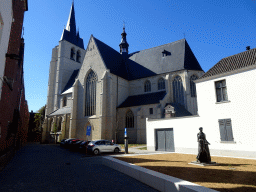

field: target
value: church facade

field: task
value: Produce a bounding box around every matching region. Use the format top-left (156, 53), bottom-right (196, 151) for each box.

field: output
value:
top-left (42, 2), bottom-right (204, 144)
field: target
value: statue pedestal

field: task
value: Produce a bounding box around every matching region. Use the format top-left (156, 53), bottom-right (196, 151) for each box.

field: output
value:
top-left (189, 161), bottom-right (218, 166)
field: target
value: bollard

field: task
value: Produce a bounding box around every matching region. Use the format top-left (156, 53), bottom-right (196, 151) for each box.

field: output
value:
top-left (124, 137), bottom-right (129, 154)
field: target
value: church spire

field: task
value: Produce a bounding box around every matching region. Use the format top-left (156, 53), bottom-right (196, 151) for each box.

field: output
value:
top-left (119, 23), bottom-right (129, 55)
top-left (66, 1), bottom-right (76, 36)
top-left (60, 1), bottom-right (84, 49)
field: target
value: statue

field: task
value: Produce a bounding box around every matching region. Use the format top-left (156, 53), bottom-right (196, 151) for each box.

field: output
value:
top-left (196, 127), bottom-right (211, 163)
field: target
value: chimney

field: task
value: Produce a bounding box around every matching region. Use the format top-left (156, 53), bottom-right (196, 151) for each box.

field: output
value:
top-left (246, 46), bottom-right (250, 50)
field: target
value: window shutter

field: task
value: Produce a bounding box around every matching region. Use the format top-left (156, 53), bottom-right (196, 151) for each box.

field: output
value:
top-left (225, 119), bottom-right (233, 141)
top-left (218, 119), bottom-right (226, 141)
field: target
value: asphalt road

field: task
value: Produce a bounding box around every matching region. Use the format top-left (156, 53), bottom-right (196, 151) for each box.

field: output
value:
top-left (0, 143), bottom-right (159, 192)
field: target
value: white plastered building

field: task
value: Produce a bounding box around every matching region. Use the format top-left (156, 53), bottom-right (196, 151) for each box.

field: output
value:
top-left (147, 47), bottom-right (256, 158)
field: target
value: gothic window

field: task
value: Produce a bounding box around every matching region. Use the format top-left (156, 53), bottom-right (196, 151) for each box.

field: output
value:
top-left (158, 78), bottom-right (165, 90)
top-left (85, 70), bottom-right (97, 116)
top-left (76, 50), bottom-right (81, 63)
top-left (57, 118), bottom-right (62, 132)
top-left (190, 75), bottom-right (198, 97)
top-left (63, 96), bottom-right (67, 107)
top-left (215, 80), bottom-right (228, 102)
top-left (144, 80), bottom-right (151, 92)
top-left (172, 75), bottom-right (185, 106)
top-left (126, 110), bottom-right (134, 128)
top-left (70, 48), bottom-right (75, 60)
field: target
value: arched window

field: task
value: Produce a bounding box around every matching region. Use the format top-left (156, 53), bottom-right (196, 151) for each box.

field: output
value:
top-left (172, 75), bottom-right (185, 106)
top-left (126, 110), bottom-right (134, 128)
top-left (85, 70), bottom-right (97, 116)
top-left (144, 80), bottom-right (151, 92)
top-left (57, 117), bottom-right (62, 132)
top-left (76, 50), bottom-right (81, 63)
top-left (63, 96), bottom-right (67, 107)
top-left (158, 78), bottom-right (165, 90)
top-left (190, 75), bottom-right (198, 97)
top-left (70, 48), bottom-right (75, 60)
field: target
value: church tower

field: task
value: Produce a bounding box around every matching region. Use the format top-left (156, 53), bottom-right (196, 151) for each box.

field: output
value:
top-left (46, 1), bottom-right (86, 116)
top-left (119, 25), bottom-right (129, 56)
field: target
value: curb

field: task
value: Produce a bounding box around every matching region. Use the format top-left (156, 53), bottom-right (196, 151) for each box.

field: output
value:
top-left (102, 156), bottom-right (219, 192)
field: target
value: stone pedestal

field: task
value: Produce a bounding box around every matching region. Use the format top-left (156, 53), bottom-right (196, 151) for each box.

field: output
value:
top-left (189, 161), bottom-right (218, 166)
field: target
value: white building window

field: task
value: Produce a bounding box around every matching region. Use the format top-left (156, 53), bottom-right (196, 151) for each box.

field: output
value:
top-left (172, 75), bottom-right (184, 106)
top-left (85, 70), bottom-right (97, 116)
top-left (126, 110), bottom-right (134, 128)
top-left (158, 78), bottom-right (165, 90)
top-left (190, 75), bottom-right (198, 97)
top-left (218, 119), bottom-right (234, 141)
top-left (215, 80), bottom-right (228, 102)
top-left (144, 80), bottom-right (151, 92)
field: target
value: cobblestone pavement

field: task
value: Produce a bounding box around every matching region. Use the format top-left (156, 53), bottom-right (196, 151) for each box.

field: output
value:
top-left (0, 143), bottom-right (159, 192)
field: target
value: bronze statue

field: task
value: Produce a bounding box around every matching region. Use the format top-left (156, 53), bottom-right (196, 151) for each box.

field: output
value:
top-left (196, 127), bottom-right (211, 163)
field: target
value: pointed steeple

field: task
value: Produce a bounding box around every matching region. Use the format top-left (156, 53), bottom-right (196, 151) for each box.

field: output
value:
top-left (60, 1), bottom-right (84, 49)
top-left (66, 1), bottom-right (76, 36)
top-left (119, 24), bottom-right (129, 55)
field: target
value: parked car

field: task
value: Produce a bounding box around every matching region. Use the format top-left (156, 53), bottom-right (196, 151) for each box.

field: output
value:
top-left (87, 140), bottom-right (121, 155)
top-left (79, 140), bottom-right (91, 152)
top-left (60, 139), bottom-right (67, 147)
top-left (69, 140), bottom-right (83, 151)
top-left (66, 139), bottom-right (80, 148)
top-left (62, 138), bottom-right (77, 148)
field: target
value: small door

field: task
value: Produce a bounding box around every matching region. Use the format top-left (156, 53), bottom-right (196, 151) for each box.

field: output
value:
top-left (156, 128), bottom-right (174, 151)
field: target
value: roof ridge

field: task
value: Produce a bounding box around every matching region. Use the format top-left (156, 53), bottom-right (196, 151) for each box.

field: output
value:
top-left (130, 39), bottom-right (185, 54)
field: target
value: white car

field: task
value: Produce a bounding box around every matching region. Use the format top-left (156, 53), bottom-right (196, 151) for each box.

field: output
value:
top-left (87, 140), bottom-right (121, 155)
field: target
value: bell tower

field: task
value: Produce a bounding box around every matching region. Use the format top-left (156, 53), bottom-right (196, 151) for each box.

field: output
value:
top-left (119, 24), bottom-right (129, 55)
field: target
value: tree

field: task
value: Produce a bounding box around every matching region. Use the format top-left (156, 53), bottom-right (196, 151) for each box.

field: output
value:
top-left (34, 105), bottom-right (45, 132)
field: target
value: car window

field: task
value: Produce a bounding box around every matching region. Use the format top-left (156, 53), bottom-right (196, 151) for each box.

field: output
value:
top-left (95, 141), bottom-right (105, 145)
top-left (105, 141), bottom-right (111, 145)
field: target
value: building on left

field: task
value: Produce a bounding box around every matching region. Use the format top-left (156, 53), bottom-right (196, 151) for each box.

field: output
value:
top-left (0, 0), bottom-right (29, 165)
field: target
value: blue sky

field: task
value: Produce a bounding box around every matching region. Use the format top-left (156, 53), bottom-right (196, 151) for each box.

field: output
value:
top-left (23, 0), bottom-right (256, 112)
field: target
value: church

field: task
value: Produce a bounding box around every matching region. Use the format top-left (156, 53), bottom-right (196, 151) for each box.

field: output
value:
top-left (42, 2), bottom-right (204, 144)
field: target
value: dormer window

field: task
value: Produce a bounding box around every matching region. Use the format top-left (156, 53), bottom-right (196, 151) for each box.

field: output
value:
top-left (70, 48), bottom-right (75, 60)
top-left (76, 50), bottom-right (81, 63)
top-left (162, 50), bottom-right (167, 57)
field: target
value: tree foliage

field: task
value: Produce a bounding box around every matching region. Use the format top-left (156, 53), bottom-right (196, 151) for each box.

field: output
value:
top-left (34, 105), bottom-right (46, 132)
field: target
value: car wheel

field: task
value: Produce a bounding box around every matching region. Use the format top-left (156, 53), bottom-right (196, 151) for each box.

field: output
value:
top-left (93, 149), bottom-right (99, 155)
top-left (114, 148), bottom-right (119, 153)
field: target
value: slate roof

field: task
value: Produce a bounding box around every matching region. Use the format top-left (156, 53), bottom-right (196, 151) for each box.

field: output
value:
top-left (93, 37), bottom-right (129, 80)
top-left (200, 48), bottom-right (256, 79)
top-left (93, 37), bottom-right (203, 81)
top-left (48, 107), bottom-right (71, 117)
top-left (60, 2), bottom-right (84, 49)
top-left (118, 91), bottom-right (166, 108)
top-left (167, 103), bottom-right (192, 117)
top-left (127, 39), bottom-right (203, 80)
top-left (62, 69), bottom-right (79, 93)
